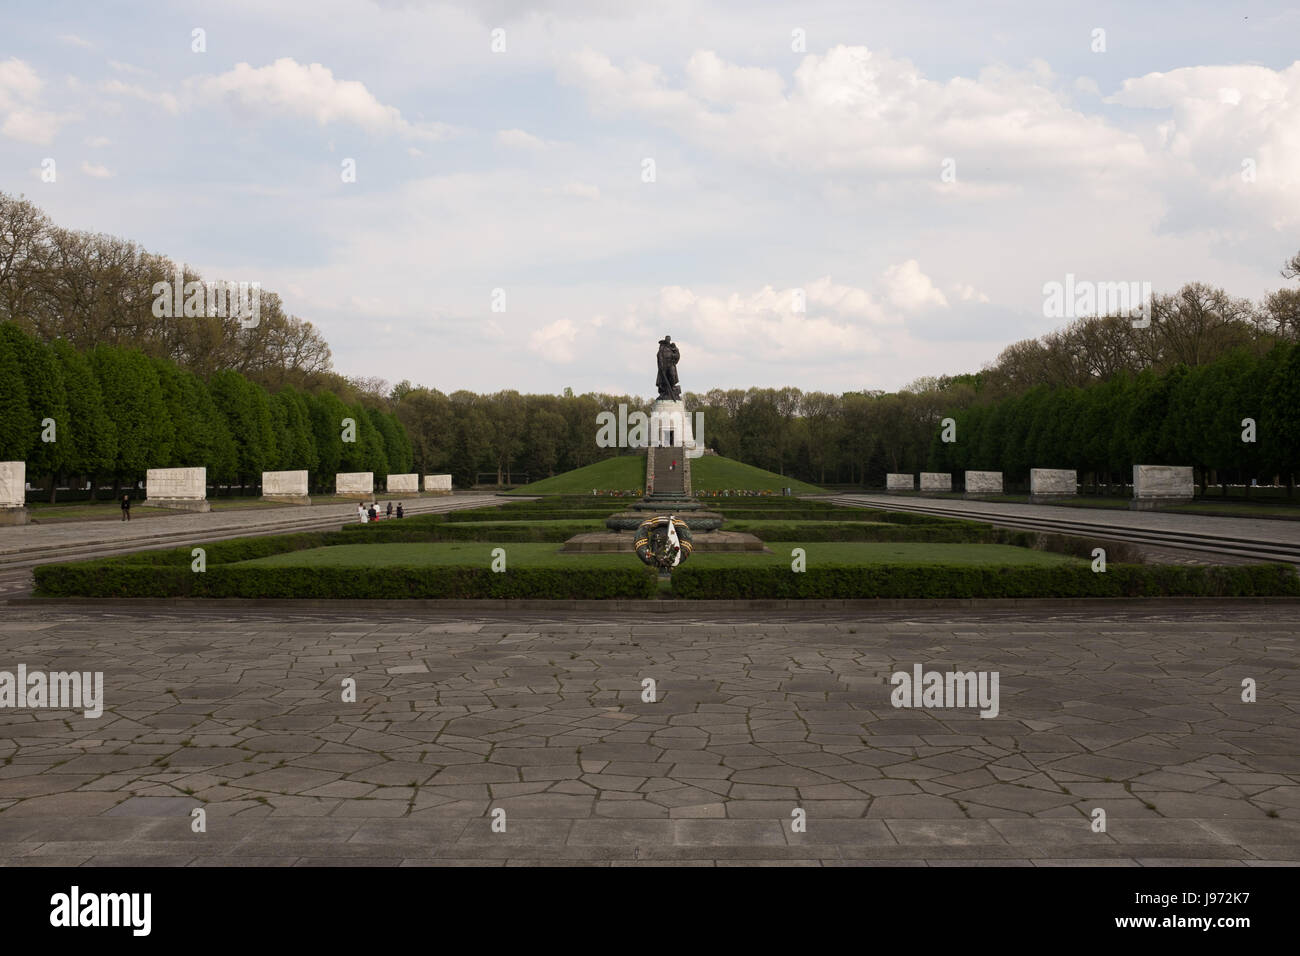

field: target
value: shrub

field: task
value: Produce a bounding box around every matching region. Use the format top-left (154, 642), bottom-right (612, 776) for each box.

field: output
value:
top-left (670, 563), bottom-right (1300, 599)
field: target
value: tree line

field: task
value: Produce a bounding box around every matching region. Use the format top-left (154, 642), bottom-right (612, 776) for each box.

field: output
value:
top-left (0, 322), bottom-right (412, 501)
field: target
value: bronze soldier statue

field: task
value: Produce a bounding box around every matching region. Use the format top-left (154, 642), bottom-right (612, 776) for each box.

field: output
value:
top-left (656, 335), bottom-right (681, 400)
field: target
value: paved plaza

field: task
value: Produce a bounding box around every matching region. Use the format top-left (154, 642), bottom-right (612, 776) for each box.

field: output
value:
top-left (0, 603), bottom-right (1296, 866)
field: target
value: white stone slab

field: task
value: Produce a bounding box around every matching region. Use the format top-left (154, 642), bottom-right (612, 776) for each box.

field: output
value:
top-left (146, 467), bottom-right (206, 500)
top-left (1030, 469), bottom-right (1077, 496)
top-left (964, 471), bottom-right (1003, 495)
top-left (1133, 465), bottom-right (1194, 499)
top-left (336, 472), bottom-right (374, 495)
top-left (886, 473), bottom-right (914, 491)
top-left (919, 472), bottom-right (952, 492)
top-left (387, 473), bottom-right (419, 493)
top-left (0, 461), bottom-right (25, 508)
top-left (424, 474), bottom-right (452, 492)
top-left (262, 470), bottom-right (308, 497)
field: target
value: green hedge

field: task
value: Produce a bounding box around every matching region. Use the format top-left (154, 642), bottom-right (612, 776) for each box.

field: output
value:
top-left (336, 521), bottom-right (597, 543)
top-left (726, 521), bottom-right (995, 542)
top-left (670, 563), bottom-right (1300, 599)
top-left (34, 563), bottom-right (657, 599)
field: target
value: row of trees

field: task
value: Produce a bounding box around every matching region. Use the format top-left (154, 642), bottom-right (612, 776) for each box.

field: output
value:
top-left (0, 322), bottom-right (411, 500)
top-left (927, 343), bottom-right (1300, 492)
top-left (0, 192), bottom-right (334, 391)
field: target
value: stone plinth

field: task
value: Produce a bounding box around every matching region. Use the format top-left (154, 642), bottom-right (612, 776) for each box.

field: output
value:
top-left (563, 530), bottom-right (764, 553)
top-left (335, 472), bottom-right (374, 498)
top-left (387, 474), bottom-right (418, 494)
top-left (146, 467), bottom-right (210, 512)
top-left (919, 472), bottom-right (952, 493)
top-left (648, 399), bottom-right (698, 458)
top-left (886, 473), bottom-right (914, 493)
top-left (1131, 465), bottom-right (1194, 510)
top-left (0, 461), bottom-right (28, 524)
top-left (1029, 468), bottom-right (1077, 503)
top-left (424, 474), bottom-right (452, 494)
top-left (964, 471), bottom-right (1004, 497)
top-left (262, 470), bottom-right (310, 505)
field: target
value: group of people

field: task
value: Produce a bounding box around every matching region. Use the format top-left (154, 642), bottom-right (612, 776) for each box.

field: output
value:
top-left (357, 501), bottom-right (404, 522)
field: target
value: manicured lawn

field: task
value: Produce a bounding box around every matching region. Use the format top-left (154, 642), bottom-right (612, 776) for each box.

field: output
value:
top-left (29, 503), bottom-right (180, 522)
top-left (691, 457), bottom-right (824, 494)
top-left (236, 542), bottom-right (634, 568)
top-left (504, 456), bottom-right (645, 495)
top-left (235, 540), bottom-right (1078, 570)
top-left (505, 453), bottom-right (826, 496)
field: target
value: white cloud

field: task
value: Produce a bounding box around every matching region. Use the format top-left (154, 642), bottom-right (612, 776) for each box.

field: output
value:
top-left (80, 160), bottom-right (113, 178)
top-left (57, 34), bottom-right (93, 49)
top-left (85, 135), bottom-right (111, 147)
top-left (192, 58), bottom-right (454, 140)
top-left (654, 281), bottom-right (885, 363)
top-left (0, 59), bottom-right (72, 144)
top-left (882, 260), bottom-right (948, 311)
top-left (496, 128), bottom-right (553, 150)
top-left (561, 45), bottom-right (1147, 181)
top-left (102, 79), bottom-right (180, 114)
top-left (561, 181), bottom-right (600, 200)
top-left (529, 318), bottom-right (579, 362)
top-left (952, 282), bottom-right (990, 303)
top-left (1107, 61), bottom-right (1300, 224)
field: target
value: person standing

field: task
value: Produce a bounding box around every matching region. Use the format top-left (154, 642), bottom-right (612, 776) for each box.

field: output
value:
top-left (357, 502), bottom-right (367, 523)
top-left (121, 494), bottom-right (131, 521)
top-left (396, 503), bottom-right (404, 519)
top-left (368, 503), bottom-right (378, 522)
top-left (386, 501), bottom-right (393, 518)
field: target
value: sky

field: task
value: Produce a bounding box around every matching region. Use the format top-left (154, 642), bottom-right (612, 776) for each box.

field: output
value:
top-left (2, 0), bottom-right (1299, 398)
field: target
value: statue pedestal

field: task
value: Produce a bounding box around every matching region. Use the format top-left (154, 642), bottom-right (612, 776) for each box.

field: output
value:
top-left (648, 399), bottom-right (697, 455)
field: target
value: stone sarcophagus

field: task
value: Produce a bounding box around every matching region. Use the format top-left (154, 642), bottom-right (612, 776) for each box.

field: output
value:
top-left (1132, 465), bottom-right (1194, 509)
top-left (423, 474), bottom-right (452, 494)
top-left (919, 472), bottom-right (952, 492)
top-left (886, 473), bottom-right (915, 492)
top-left (262, 470), bottom-right (310, 504)
top-left (0, 461), bottom-right (28, 524)
top-left (335, 472), bottom-right (374, 497)
top-left (1029, 468), bottom-right (1076, 502)
top-left (964, 471), bottom-right (1003, 496)
top-left (386, 474), bottom-right (419, 494)
top-left (146, 467), bottom-right (210, 512)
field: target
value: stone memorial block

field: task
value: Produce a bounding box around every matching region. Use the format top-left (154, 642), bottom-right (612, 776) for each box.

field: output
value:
top-left (336, 472), bottom-right (374, 497)
top-left (1132, 465), bottom-right (1194, 509)
top-left (0, 461), bottom-right (28, 524)
top-left (1029, 468), bottom-right (1077, 502)
top-left (146, 467), bottom-right (210, 512)
top-left (424, 474), bottom-right (453, 494)
top-left (262, 470), bottom-right (310, 504)
top-left (964, 471), bottom-right (1003, 496)
top-left (886, 473), bottom-right (915, 492)
top-left (919, 472), bottom-right (952, 492)
top-left (387, 474), bottom-right (419, 493)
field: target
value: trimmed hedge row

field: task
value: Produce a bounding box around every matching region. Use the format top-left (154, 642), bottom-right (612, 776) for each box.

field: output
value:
top-left (726, 521), bottom-right (997, 543)
top-left (34, 562), bottom-right (658, 599)
top-left (670, 563), bottom-right (1300, 599)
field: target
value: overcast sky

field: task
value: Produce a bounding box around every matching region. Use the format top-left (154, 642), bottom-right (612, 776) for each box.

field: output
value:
top-left (3, 0), bottom-right (1298, 397)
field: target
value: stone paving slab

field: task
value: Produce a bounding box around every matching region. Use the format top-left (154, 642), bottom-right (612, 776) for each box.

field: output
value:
top-left (0, 603), bottom-right (1295, 865)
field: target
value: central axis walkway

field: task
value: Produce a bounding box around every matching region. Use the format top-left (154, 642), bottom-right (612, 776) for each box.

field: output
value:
top-left (0, 604), bottom-right (1294, 866)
